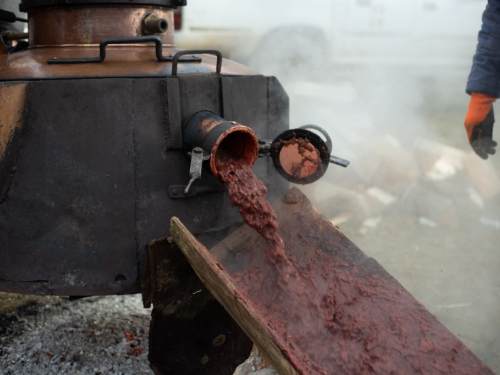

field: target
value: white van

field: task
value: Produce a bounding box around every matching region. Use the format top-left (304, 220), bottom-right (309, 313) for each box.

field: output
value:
top-left (175, 0), bottom-right (485, 76)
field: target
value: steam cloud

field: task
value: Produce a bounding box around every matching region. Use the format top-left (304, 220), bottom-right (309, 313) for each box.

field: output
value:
top-left (177, 1), bottom-right (500, 369)
top-left (222, 4), bottom-right (498, 370)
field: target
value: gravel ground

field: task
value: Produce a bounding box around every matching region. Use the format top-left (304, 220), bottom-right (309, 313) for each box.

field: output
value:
top-left (0, 295), bottom-right (152, 375)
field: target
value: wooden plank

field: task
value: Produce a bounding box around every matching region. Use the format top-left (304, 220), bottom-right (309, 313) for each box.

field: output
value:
top-left (171, 188), bottom-right (495, 375)
top-left (171, 216), bottom-right (298, 375)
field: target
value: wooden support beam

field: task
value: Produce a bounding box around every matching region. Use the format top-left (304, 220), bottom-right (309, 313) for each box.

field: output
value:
top-left (171, 217), bottom-right (297, 375)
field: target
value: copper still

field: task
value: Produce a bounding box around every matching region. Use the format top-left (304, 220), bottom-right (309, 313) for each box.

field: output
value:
top-left (0, 1), bottom-right (348, 373)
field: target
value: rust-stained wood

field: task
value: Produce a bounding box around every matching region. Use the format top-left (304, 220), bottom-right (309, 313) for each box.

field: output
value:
top-left (171, 216), bottom-right (298, 375)
top-left (171, 188), bottom-right (495, 375)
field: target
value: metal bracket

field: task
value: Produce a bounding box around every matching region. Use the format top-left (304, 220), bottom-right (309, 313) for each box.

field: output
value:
top-left (329, 155), bottom-right (350, 168)
top-left (47, 36), bottom-right (203, 64)
top-left (167, 147), bottom-right (223, 199)
top-left (171, 49), bottom-right (222, 76)
top-left (258, 139), bottom-right (272, 157)
top-left (183, 147), bottom-right (211, 195)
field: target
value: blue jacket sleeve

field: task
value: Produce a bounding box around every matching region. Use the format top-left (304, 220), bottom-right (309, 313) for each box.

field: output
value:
top-left (467, 0), bottom-right (500, 97)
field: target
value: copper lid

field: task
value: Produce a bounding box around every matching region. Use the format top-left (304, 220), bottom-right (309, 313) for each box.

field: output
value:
top-left (20, 0), bottom-right (185, 12)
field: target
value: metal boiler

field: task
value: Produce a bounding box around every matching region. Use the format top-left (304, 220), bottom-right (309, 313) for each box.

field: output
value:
top-left (0, 1), bottom-right (348, 373)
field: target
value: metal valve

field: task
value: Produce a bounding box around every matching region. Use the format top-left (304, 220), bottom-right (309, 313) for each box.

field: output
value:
top-left (259, 124), bottom-right (350, 185)
top-left (181, 111), bottom-right (349, 192)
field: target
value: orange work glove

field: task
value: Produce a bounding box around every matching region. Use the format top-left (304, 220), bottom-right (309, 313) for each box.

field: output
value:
top-left (464, 92), bottom-right (497, 159)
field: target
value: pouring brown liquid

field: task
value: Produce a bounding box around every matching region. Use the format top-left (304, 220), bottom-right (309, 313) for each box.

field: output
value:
top-left (216, 149), bottom-right (337, 373)
top-left (215, 148), bottom-right (491, 375)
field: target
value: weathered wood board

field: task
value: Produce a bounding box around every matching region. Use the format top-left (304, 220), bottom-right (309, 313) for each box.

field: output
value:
top-left (170, 188), bottom-right (495, 375)
top-left (171, 218), bottom-right (298, 375)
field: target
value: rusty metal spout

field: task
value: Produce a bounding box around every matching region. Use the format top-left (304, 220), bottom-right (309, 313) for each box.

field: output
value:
top-left (183, 111), bottom-right (259, 179)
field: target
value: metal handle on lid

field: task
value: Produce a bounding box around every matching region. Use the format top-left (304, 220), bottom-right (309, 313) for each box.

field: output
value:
top-left (171, 49), bottom-right (222, 76)
top-left (47, 36), bottom-right (202, 64)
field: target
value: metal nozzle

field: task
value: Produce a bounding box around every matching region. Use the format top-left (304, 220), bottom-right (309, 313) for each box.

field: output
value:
top-left (183, 111), bottom-right (259, 179)
top-left (143, 13), bottom-right (168, 35)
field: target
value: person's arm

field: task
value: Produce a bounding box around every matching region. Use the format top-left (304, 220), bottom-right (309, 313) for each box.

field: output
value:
top-left (465, 0), bottom-right (500, 159)
top-left (464, 93), bottom-right (496, 159)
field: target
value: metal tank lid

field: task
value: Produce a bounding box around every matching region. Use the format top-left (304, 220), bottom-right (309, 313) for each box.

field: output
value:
top-left (20, 0), bottom-right (186, 12)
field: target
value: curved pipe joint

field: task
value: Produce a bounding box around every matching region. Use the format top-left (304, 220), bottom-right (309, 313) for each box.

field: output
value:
top-left (183, 111), bottom-right (259, 179)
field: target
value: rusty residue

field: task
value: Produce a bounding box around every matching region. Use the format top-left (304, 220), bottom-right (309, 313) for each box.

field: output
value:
top-left (213, 189), bottom-right (496, 375)
top-left (0, 83), bottom-right (27, 163)
top-left (198, 116), bottom-right (222, 139)
top-left (282, 192), bottom-right (301, 204)
top-left (210, 125), bottom-right (259, 178)
top-left (279, 137), bottom-right (321, 179)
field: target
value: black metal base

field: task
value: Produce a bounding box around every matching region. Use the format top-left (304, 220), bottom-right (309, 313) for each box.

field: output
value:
top-left (143, 237), bottom-right (252, 375)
